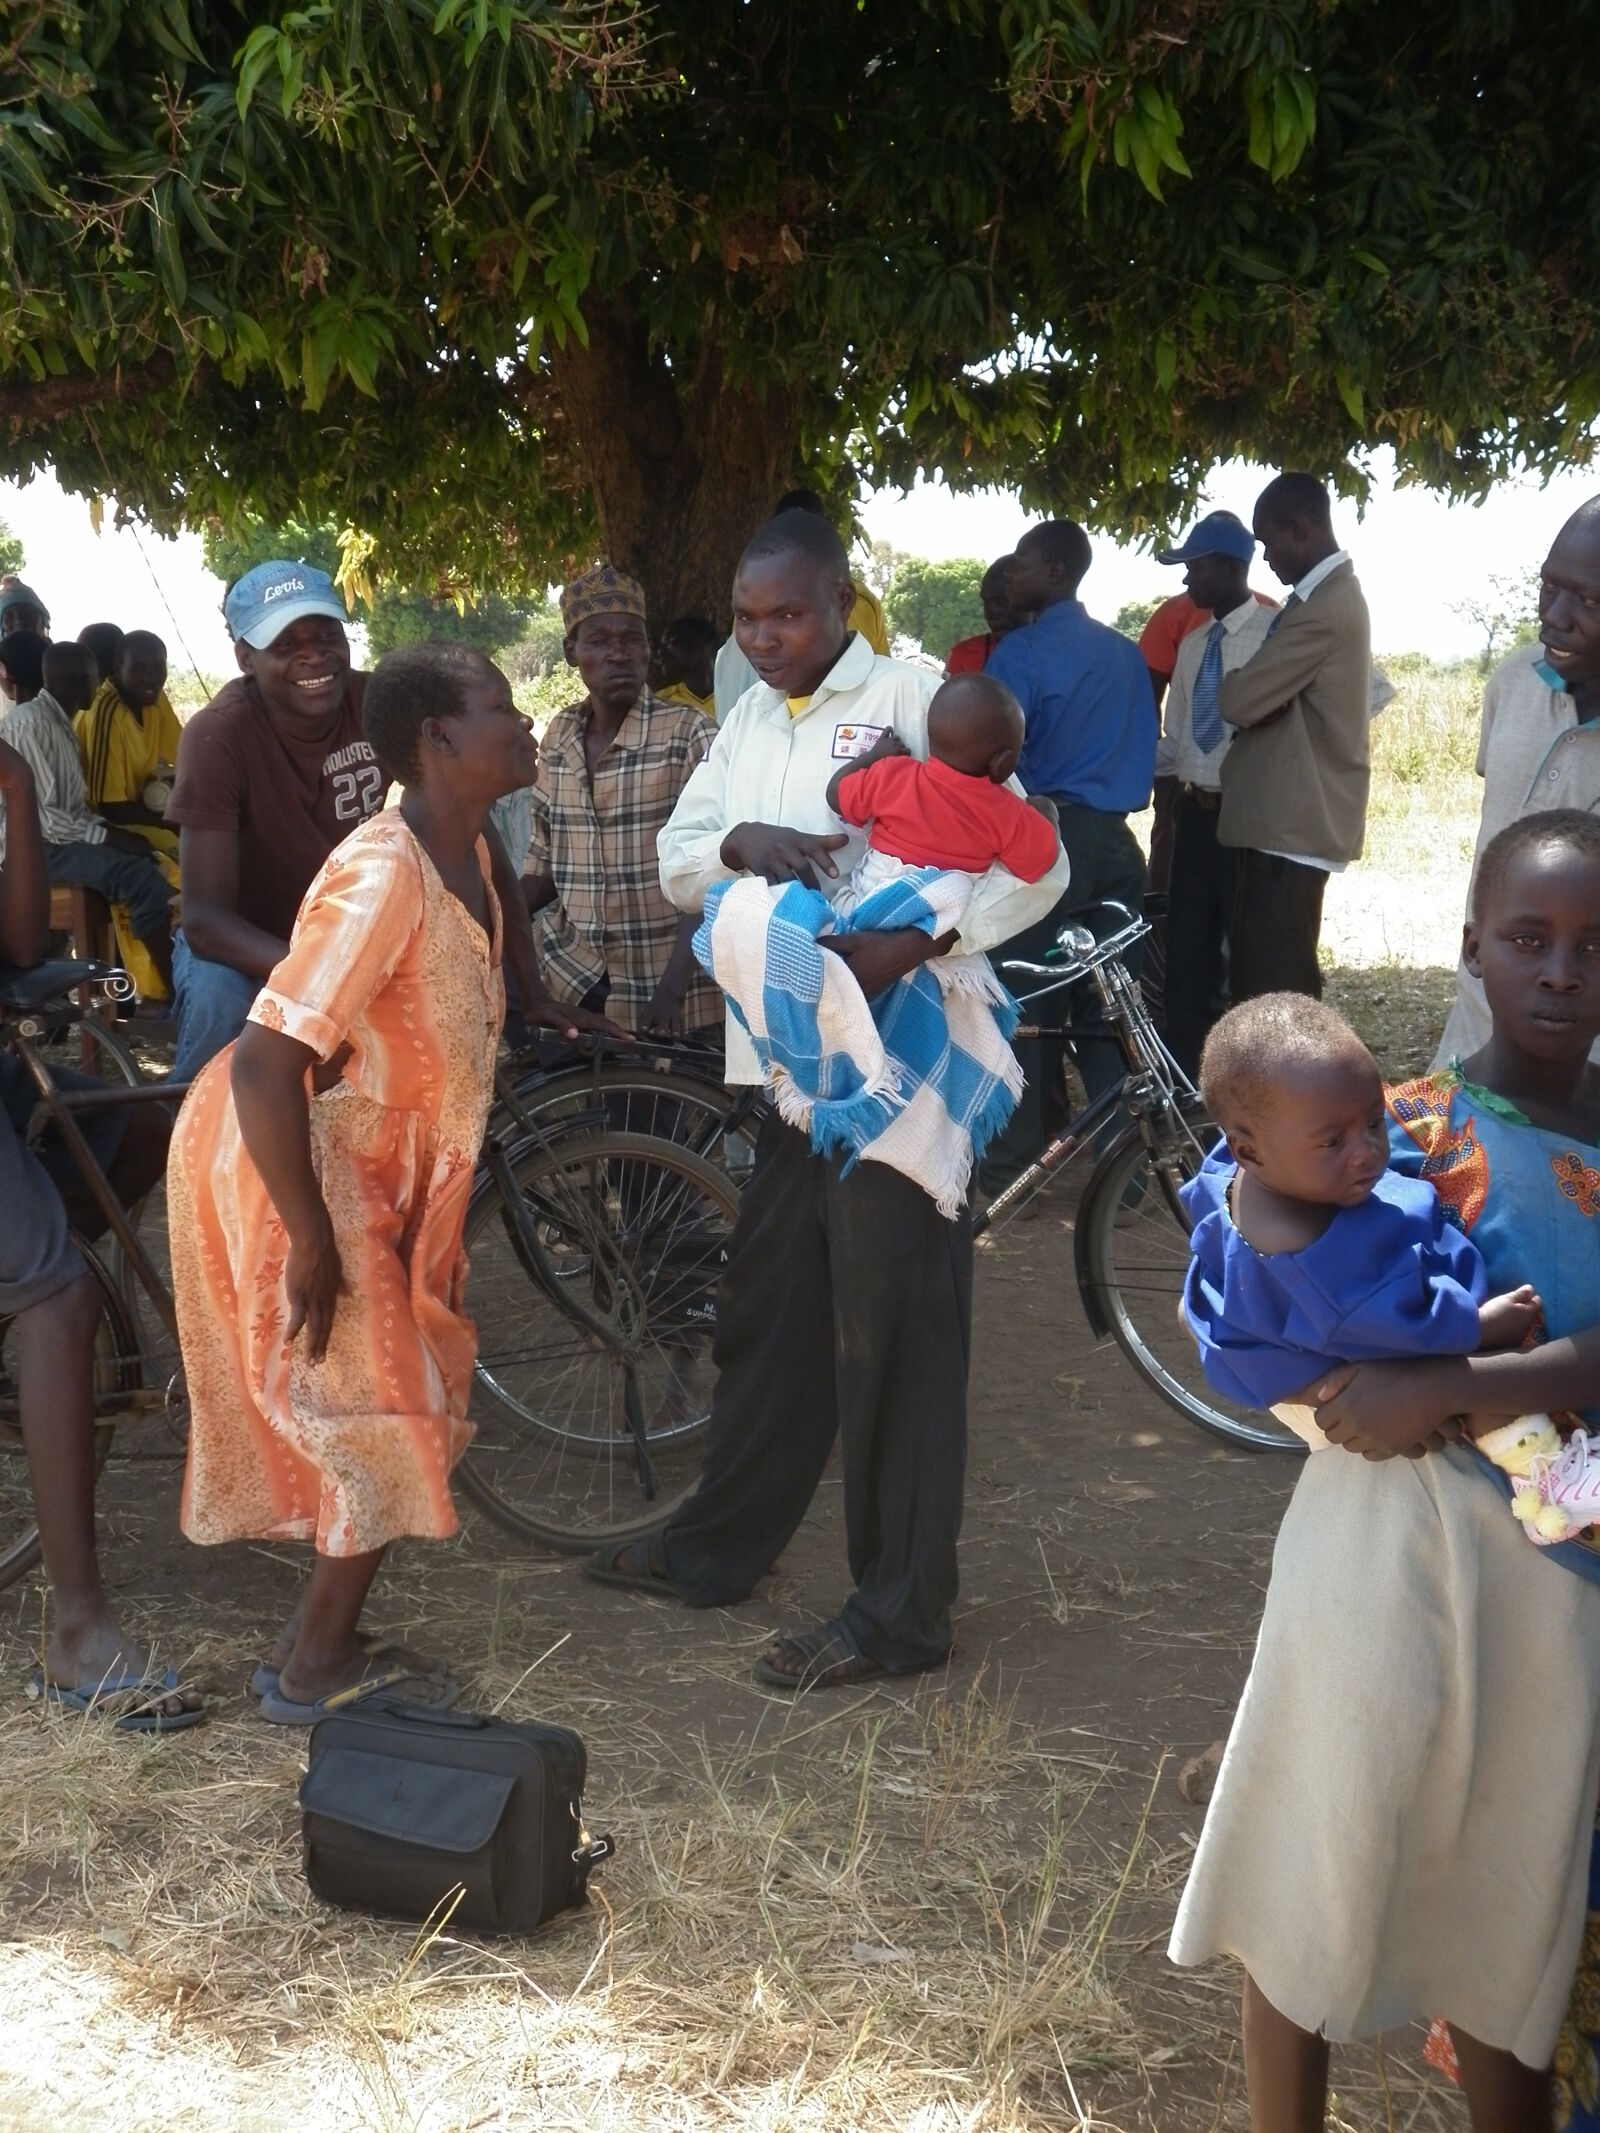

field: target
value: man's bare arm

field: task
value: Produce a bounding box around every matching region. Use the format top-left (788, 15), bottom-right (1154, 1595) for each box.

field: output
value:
top-left (177, 824), bottom-right (290, 979)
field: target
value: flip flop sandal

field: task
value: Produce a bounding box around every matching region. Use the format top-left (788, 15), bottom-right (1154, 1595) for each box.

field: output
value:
top-left (27, 1664), bottom-right (208, 1734)
top-left (248, 1638), bottom-right (448, 1701)
top-left (582, 1532), bottom-right (680, 1596)
top-left (257, 1664), bottom-right (460, 1728)
top-left (752, 1619), bottom-right (892, 1693)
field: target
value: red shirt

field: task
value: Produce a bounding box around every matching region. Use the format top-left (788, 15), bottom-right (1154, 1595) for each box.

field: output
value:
top-left (1137, 590), bottom-right (1278, 680)
top-left (834, 753), bottom-right (1060, 883)
top-left (944, 632), bottom-right (996, 677)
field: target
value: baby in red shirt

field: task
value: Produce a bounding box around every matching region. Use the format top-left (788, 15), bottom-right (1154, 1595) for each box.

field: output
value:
top-left (824, 673), bottom-right (1061, 902)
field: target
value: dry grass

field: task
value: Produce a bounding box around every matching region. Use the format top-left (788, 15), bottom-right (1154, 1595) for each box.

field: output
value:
top-left (1320, 655), bottom-right (1483, 977)
top-left (0, 651), bottom-right (1494, 2133)
top-left (0, 1563), bottom-right (1156, 2133)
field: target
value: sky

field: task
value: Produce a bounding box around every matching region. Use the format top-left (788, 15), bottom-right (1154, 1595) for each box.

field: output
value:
top-left (0, 446), bottom-right (1593, 683)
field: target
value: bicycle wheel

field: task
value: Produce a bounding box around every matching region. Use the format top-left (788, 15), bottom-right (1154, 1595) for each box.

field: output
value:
top-left (26, 1009), bottom-right (147, 1088)
top-left (0, 1245), bottom-right (139, 1590)
top-left (499, 1060), bottom-right (763, 1191)
top-left (107, 1183), bottom-right (183, 1443)
top-left (458, 1129), bottom-right (739, 1550)
top-left (1077, 1122), bottom-right (1307, 1455)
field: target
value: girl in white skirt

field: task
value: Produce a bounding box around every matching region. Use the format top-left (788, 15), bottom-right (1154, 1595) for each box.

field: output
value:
top-left (1171, 809), bottom-right (1600, 2131)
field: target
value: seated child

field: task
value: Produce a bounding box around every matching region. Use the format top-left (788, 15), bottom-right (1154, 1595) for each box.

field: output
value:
top-left (823, 671), bottom-right (1060, 905)
top-left (1179, 992), bottom-right (1592, 1542)
top-left (1, 637), bottom-right (175, 997)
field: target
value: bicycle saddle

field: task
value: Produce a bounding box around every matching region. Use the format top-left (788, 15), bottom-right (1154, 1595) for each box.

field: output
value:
top-left (0, 958), bottom-right (120, 1011)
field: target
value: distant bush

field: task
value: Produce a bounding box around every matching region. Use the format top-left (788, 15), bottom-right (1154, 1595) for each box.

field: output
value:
top-left (1114, 597), bottom-right (1161, 640)
top-left (885, 556), bottom-right (986, 658)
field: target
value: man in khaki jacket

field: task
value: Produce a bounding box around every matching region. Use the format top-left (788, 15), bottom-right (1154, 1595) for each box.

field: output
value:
top-left (1218, 472), bottom-right (1371, 1001)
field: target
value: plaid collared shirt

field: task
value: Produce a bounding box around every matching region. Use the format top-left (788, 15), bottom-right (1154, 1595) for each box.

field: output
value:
top-left (528, 689), bottom-right (723, 1031)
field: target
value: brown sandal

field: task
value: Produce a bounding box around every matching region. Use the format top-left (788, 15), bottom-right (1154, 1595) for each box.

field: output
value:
top-left (582, 1530), bottom-right (680, 1596)
top-left (753, 1619), bottom-right (891, 1692)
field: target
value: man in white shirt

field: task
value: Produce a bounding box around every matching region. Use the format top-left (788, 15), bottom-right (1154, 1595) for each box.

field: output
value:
top-left (1157, 518), bottom-right (1277, 1076)
top-left (3, 640), bottom-right (175, 991)
top-left (588, 510), bottom-right (1068, 1692)
top-left (711, 490), bottom-right (891, 721)
top-left (1434, 499), bottom-right (1600, 1067)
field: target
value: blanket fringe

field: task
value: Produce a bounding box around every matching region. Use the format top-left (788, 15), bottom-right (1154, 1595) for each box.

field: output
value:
top-left (930, 951), bottom-right (1012, 1009)
top-left (966, 1050), bottom-right (1026, 1166)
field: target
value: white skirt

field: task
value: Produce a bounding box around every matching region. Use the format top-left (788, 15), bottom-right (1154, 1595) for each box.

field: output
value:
top-left (1170, 1443), bottom-right (1600, 2065)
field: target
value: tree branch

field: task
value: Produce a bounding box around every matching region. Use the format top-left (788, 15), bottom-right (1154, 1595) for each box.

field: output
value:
top-left (0, 354), bottom-right (186, 431)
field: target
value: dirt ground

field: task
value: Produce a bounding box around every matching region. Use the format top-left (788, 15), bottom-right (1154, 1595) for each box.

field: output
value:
top-left (0, 717), bottom-right (1487, 2129)
top-left (0, 1039), bottom-right (1472, 2133)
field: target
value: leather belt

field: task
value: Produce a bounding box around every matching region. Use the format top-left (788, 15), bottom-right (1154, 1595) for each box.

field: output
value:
top-left (1181, 784), bottom-right (1221, 811)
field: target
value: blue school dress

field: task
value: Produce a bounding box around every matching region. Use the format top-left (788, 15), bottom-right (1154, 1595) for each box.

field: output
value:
top-left (1388, 1066), bottom-right (1600, 2128)
top-left (1169, 1065), bottom-right (1600, 2077)
top-left (1179, 1155), bottom-right (1487, 1410)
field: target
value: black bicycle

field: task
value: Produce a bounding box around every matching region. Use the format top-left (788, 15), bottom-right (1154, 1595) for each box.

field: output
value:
top-left (982, 902), bottom-right (1300, 1456)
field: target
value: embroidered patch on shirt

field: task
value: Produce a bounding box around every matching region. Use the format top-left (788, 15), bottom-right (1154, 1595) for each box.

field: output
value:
top-left (1552, 1150), bottom-right (1600, 1219)
top-left (831, 722), bottom-right (887, 760)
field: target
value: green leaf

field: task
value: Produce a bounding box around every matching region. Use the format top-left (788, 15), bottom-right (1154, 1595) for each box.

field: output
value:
top-left (1154, 336), bottom-right (1177, 392)
top-left (1334, 367), bottom-right (1365, 424)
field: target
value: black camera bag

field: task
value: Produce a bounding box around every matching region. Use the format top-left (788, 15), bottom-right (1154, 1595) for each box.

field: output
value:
top-left (299, 1698), bottom-right (613, 1935)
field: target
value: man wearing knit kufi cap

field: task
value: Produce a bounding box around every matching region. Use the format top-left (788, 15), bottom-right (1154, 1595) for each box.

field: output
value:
top-left (559, 562), bottom-right (647, 634)
top-left (528, 563), bottom-right (723, 1039)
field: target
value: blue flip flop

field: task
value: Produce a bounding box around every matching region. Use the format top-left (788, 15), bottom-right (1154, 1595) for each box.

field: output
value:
top-left (257, 1664), bottom-right (460, 1728)
top-left (27, 1664), bottom-right (207, 1734)
top-left (249, 1642), bottom-right (453, 1702)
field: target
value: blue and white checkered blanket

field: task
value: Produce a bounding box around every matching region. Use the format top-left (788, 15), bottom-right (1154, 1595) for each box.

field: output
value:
top-left (694, 866), bottom-right (1023, 1218)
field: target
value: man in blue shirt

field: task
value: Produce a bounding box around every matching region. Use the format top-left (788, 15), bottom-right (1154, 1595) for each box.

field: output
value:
top-left (983, 522), bottom-right (1156, 1175)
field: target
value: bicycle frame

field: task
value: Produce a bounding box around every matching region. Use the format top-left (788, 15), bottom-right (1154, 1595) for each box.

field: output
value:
top-left (11, 1029), bottom-right (187, 1346)
top-left (974, 903), bottom-right (1210, 1237)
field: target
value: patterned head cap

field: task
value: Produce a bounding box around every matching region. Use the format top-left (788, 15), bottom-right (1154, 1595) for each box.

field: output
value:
top-left (560, 563), bottom-right (647, 633)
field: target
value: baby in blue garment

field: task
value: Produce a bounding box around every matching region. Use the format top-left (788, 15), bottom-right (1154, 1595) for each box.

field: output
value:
top-left (1180, 993), bottom-right (1557, 1483)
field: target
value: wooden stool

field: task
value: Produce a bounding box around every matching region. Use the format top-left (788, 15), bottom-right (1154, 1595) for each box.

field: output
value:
top-left (48, 881), bottom-right (116, 966)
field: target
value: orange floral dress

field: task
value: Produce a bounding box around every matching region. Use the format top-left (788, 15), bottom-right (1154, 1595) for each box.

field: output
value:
top-left (169, 809), bottom-right (504, 1556)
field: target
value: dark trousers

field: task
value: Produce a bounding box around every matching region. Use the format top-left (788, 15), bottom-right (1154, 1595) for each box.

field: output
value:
top-left (45, 839), bottom-right (172, 940)
top-left (982, 802), bottom-right (1147, 1173)
top-left (1228, 848), bottom-right (1328, 1002)
top-left (662, 1111), bottom-right (972, 1670)
top-left (1163, 791), bottom-right (1236, 1078)
top-left (1139, 773), bottom-right (1179, 1021)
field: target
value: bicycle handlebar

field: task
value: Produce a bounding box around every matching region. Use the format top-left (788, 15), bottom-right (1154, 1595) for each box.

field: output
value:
top-left (1001, 905), bottom-right (1148, 985)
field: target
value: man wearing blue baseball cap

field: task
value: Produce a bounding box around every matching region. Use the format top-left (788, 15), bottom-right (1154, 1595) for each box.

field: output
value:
top-left (165, 561), bottom-right (381, 1078)
top-left (1153, 512), bottom-right (1278, 1074)
top-left (166, 558), bottom-right (621, 1082)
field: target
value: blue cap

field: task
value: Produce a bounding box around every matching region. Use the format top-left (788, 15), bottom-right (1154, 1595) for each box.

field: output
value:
top-left (1156, 511), bottom-right (1256, 566)
top-left (0, 580), bottom-right (49, 625)
top-left (223, 560), bottom-right (348, 649)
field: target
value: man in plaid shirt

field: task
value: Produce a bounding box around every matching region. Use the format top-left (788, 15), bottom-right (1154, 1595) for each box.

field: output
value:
top-left (526, 565), bottom-right (723, 1039)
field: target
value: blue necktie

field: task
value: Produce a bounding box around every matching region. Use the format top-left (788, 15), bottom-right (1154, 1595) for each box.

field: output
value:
top-left (1190, 617), bottom-right (1226, 755)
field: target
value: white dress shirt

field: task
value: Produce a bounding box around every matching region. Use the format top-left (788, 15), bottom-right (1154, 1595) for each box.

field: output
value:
top-left (1432, 647), bottom-right (1600, 1067)
top-left (659, 632), bottom-right (1072, 1082)
top-left (1163, 599), bottom-right (1277, 790)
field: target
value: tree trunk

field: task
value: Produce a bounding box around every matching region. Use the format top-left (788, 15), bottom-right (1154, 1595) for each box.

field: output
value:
top-left (548, 296), bottom-right (802, 634)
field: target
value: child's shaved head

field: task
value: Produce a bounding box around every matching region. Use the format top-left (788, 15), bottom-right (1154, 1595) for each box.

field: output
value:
top-left (1199, 993), bottom-right (1374, 1131)
top-left (926, 672), bottom-right (1026, 780)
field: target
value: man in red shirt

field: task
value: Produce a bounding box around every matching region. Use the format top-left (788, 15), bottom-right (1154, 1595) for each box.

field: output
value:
top-left (944, 558), bottom-right (1032, 677)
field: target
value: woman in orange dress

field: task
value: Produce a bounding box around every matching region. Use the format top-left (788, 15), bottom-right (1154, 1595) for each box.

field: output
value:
top-left (168, 643), bottom-right (542, 1722)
